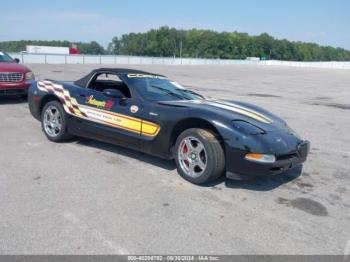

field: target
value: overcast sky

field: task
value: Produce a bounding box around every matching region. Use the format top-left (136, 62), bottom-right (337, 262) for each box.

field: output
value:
top-left (1, 0), bottom-right (349, 49)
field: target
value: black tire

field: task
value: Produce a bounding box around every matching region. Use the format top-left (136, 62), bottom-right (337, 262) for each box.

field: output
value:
top-left (41, 101), bottom-right (72, 142)
top-left (174, 128), bottom-right (225, 185)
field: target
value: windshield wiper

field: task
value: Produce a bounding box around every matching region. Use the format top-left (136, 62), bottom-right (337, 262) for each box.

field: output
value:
top-left (175, 88), bottom-right (204, 98)
top-left (151, 85), bottom-right (187, 100)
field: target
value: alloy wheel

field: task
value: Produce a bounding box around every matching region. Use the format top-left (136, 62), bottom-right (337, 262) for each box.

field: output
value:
top-left (178, 136), bottom-right (207, 178)
top-left (43, 105), bottom-right (62, 137)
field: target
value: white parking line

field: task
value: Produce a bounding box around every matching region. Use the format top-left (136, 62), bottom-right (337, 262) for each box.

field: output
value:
top-left (63, 211), bottom-right (129, 254)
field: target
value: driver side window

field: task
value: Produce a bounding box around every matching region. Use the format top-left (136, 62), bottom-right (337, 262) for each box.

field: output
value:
top-left (88, 73), bottom-right (131, 98)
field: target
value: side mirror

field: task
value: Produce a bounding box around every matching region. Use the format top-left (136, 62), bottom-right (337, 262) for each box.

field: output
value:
top-left (103, 89), bottom-right (125, 99)
top-left (14, 58), bottom-right (20, 63)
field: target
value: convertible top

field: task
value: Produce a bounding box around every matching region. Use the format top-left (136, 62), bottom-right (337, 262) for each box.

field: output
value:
top-left (74, 68), bottom-right (164, 88)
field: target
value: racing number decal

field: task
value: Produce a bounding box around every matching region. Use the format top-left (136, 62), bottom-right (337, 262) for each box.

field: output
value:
top-left (37, 81), bottom-right (160, 137)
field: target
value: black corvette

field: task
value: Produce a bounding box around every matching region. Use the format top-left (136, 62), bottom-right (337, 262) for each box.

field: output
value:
top-left (28, 68), bottom-right (310, 184)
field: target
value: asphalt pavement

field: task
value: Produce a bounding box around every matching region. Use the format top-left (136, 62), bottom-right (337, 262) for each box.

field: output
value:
top-left (0, 64), bottom-right (349, 254)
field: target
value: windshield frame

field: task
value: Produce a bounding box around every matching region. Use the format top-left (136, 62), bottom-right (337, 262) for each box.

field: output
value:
top-left (0, 52), bottom-right (15, 63)
top-left (122, 74), bottom-right (204, 102)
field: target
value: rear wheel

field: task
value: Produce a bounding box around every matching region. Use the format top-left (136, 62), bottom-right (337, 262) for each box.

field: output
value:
top-left (41, 101), bottom-right (71, 142)
top-left (174, 128), bottom-right (225, 184)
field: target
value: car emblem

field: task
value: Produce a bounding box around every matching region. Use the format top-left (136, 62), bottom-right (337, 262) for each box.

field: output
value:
top-left (130, 105), bottom-right (139, 113)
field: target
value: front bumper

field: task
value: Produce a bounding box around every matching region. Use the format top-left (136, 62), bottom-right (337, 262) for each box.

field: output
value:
top-left (0, 82), bottom-right (30, 96)
top-left (226, 141), bottom-right (310, 180)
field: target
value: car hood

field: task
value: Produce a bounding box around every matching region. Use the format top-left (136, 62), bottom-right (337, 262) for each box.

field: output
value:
top-left (0, 62), bottom-right (30, 73)
top-left (158, 99), bottom-right (289, 132)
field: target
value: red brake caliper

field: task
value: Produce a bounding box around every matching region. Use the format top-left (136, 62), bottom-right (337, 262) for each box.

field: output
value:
top-left (183, 143), bottom-right (189, 167)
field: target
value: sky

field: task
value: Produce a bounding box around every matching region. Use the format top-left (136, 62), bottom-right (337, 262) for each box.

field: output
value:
top-left (1, 0), bottom-right (349, 49)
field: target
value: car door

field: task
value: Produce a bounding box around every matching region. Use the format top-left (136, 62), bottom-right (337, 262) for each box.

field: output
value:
top-left (73, 73), bottom-right (144, 149)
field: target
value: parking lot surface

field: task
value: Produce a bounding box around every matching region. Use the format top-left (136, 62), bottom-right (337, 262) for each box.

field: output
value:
top-left (0, 64), bottom-right (349, 254)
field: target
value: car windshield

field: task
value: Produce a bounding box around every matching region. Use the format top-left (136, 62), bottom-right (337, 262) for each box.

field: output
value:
top-left (0, 52), bottom-right (15, 62)
top-left (126, 74), bottom-right (204, 101)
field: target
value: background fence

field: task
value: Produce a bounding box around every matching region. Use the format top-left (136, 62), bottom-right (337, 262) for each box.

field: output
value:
top-left (9, 53), bottom-right (350, 69)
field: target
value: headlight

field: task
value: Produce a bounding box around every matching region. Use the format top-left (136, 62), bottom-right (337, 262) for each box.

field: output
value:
top-left (25, 71), bottom-right (35, 80)
top-left (232, 120), bottom-right (265, 135)
top-left (245, 153), bottom-right (276, 163)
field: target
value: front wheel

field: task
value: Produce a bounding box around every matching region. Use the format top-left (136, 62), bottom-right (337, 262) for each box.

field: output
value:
top-left (174, 128), bottom-right (225, 184)
top-left (41, 101), bottom-right (72, 142)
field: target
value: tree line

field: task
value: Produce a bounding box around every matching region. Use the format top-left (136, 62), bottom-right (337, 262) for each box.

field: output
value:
top-left (0, 40), bottom-right (104, 55)
top-left (1, 27), bottom-right (350, 61)
top-left (109, 27), bottom-right (350, 61)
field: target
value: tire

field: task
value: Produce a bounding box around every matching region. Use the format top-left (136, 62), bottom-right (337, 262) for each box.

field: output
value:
top-left (174, 128), bottom-right (225, 184)
top-left (41, 101), bottom-right (72, 142)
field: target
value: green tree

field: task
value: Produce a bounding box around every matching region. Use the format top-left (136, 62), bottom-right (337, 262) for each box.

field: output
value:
top-left (108, 26), bottom-right (350, 61)
top-left (0, 40), bottom-right (105, 54)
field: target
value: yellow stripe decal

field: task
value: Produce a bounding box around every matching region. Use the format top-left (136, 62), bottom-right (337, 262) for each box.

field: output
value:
top-left (78, 105), bottom-right (160, 137)
top-left (217, 101), bottom-right (273, 124)
top-left (38, 80), bottom-right (161, 137)
top-left (206, 101), bottom-right (273, 124)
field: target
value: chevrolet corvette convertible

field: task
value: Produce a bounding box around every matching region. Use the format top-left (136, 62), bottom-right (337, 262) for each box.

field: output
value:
top-left (28, 68), bottom-right (310, 184)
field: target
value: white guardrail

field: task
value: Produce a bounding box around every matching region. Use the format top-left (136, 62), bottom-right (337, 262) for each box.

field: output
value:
top-left (9, 53), bottom-right (350, 69)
